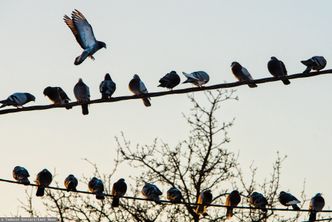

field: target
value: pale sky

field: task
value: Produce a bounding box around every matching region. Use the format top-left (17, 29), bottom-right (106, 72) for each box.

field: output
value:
top-left (0, 0), bottom-right (332, 219)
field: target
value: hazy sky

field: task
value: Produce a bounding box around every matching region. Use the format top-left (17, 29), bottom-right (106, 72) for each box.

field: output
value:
top-left (0, 0), bottom-right (332, 219)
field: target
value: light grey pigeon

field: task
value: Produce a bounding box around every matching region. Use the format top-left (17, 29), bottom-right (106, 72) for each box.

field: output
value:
top-left (309, 193), bottom-right (325, 222)
top-left (111, 178), bottom-right (127, 207)
top-left (278, 191), bottom-right (300, 210)
top-left (100, 73), bottom-right (116, 99)
top-left (231, 62), bottom-right (257, 88)
top-left (195, 189), bottom-right (213, 216)
top-left (88, 177), bottom-right (105, 200)
top-left (158, 71), bottom-right (181, 90)
top-left (129, 74), bottom-right (151, 107)
top-left (166, 186), bottom-right (182, 203)
top-left (43, 86), bottom-right (72, 109)
top-left (73, 78), bottom-right (90, 115)
top-left (267, 57), bottom-right (290, 85)
top-left (141, 182), bottom-right (162, 204)
top-left (182, 71), bottom-right (209, 87)
top-left (35, 169), bottom-right (52, 197)
top-left (12, 166), bottom-right (30, 185)
top-left (225, 190), bottom-right (241, 219)
top-left (0, 92), bottom-right (35, 108)
top-left (64, 174), bottom-right (78, 192)
top-left (301, 56), bottom-right (327, 73)
top-left (249, 192), bottom-right (268, 212)
top-left (64, 9), bottom-right (106, 65)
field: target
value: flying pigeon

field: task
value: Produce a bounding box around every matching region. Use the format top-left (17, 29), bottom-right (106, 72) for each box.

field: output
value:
top-left (301, 56), bottom-right (327, 74)
top-left (100, 73), bottom-right (116, 99)
top-left (43, 86), bottom-right (72, 109)
top-left (249, 192), bottom-right (268, 212)
top-left (129, 74), bottom-right (151, 107)
top-left (141, 182), bottom-right (162, 204)
top-left (64, 9), bottom-right (106, 65)
top-left (278, 191), bottom-right (300, 210)
top-left (225, 190), bottom-right (241, 219)
top-left (73, 78), bottom-right (90, 115)
top-left (309, 193), bottom-right (325, 222)
top-left (111, 178), bottom-right (127, 207)
top-left (267, 57), bottom-right (290, 85)
top-left (166, 186), bottom-right (182, 203)
top-left (88, 177), bottom-right (105, 200)
top-left (12, 166), bottom-right (30, 185)
top-left (0, 93), bottom-right (35, 108)
top-left (35, 169), bottom-right (53, 197)
top-left (158, 71), bottom-right (181, 90)
top-left (195, 189), bottom-right (213, 216)
top-left (231, 62), bottom-right (257, 88)
top-left (182, 71), bottom-right (209, 87)
top-left (64, 174), bottom-right (78, 192)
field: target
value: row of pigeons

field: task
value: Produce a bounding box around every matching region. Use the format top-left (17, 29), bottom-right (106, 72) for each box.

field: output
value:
top-left (13, 166), bottom-right (324, 221)
top-left (0, 55), bottom-right (327, 115)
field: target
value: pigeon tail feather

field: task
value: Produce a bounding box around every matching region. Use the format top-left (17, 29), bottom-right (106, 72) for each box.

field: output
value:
top-left (292, 204), bottom-right (300, 210)
top-left (226, 207), bottom-right (233, 219)
top-left (143, 98), bottom-right (151, 107)
top-left (82, 104), bottom-right (89, 115)
top-left (248, 83), bottom-right (257, 88)
top-left (282, 79), bottom-right (291, 85)
top-left (36, 187), bottom-right (45, 197)
top-left (112, 197), bottom-right (120, 207)
top-left (309, 211), bottom-right (316, 222)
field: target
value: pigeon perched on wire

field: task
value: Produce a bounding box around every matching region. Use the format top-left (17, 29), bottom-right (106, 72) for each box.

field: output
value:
top-left (64, 9), bottom-right (106, 65)
top-left (249, 192), bottom-right (268, 213)
top-left (231, 62), bottom-right (257, 88)
top-left (182, 71), bottom-right (209, 87)
top-left (195, 189), bottom-right (213, 216)
top-left (301, 56), bottom-right (327, 74)
top-left (100, 73), bottom-right (116, 99)
top-left (88, 177), bottom-right (105, 200)
top-left (73, 78), bottom-right (90, 115)
top-left (278, 191), bottom-right (300, 210)
top-left (267, 57), bottom-right (290, 85)
top-left (111, 178), bottom-right (127, 207)
top-left (43, 86), bottom-right (72, 109)
top-left (35, 169), bottom-right (53, 197)
top-left (158, 71), bottom-right (181, 90)
top-left (309, 193), bottom-right (325, 222)
top-left (64, 174), bottom-right (78, 192)
top-left (129, 74), bottom-right (151, 107)
top-left (0, 93), bottom-right (35, 108)
top-left (12, 166), bottom-right (30, 185)
top-left (166, 186), bottom-right (182, 203)
top-left (225, 190), bottom-right (241, 219)
top-left (141, 182), bottom-right (162, 204)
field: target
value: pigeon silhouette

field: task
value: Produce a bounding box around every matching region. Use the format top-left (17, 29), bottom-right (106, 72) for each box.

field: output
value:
top-left (35, 169), bottom-right (52, 197)
top-left (268, 57), bottom-right (290, 85)
top-left (278, 191), bottom-right (300, 210)
top-left (231, 62), bottom-right (257, 88)
top-left (129, 74), bottom-right (151, 107)
top-left (43, 86), bottom-right (72, 109)
top-left (88, 177), bottom-right (105, 200)
top-left (166, 186), bottom-right (182, 203)
top-left (100, 73), bottom-right (116, 99)
top-left (64, 174), bottom-right (78, 192)
top-left (182, 71), bottom-right (209, 87)
top-left (141, 182), bottom-right (162, 204)
top-left (158, 71), bottom-right (181, 90)
top-left (195, 189), bottom-right (213, 216)
top-left (73, 78), bottom-right (90, 115)
top-left (64, 9), bottom-right (106, 65)
top-left (249, 192), bottom-right (268, 214)
top-left (111, 178), bottom-right (127, 207)
top-left (13, 166), bottom-right (30, 185)
top-left (309, 193), bottom-right (325, 222)
top-left (225, 190), bottom-right (241, 219)
top-left (301, 56), bottom-right (327, 73)
top-left (0, 93), bottom-right (35, 108)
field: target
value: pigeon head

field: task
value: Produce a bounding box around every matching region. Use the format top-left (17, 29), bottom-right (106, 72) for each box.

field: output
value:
top-left (271, 56), bottom-right (278, 60)
top-left (118, 178), bottom-right (125, 182)
top-left (26, 93), bottom-right (36, 102)
top-left (105, 73), bottom-right (111, 80)
top-left (133, 74), bottom-right (140, 80)
top-left (97, 41), bottom-right (107, 49)
top-left (231, 61), bottom-right (241, 68)
top-left (280, 191), bottom-right (286, 195)
top-left (43, 87), bottom-right (52, 96)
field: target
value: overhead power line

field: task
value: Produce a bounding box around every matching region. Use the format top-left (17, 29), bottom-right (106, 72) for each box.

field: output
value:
top-left (0, 69), bottom-right (331, 116)
top-left (1, 178), bottom-right (331, 213)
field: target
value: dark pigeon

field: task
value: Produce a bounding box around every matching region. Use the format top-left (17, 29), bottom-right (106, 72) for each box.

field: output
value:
top-left (166, 186), bottom-right (182, 203)
top-left (100, 73), bottom-right (116, 99)
top-left (195, 189), bottom-right (213, 216)
top-left (35, 169), bottom-right (52, 197)
top-left (111, 178), bottom-right (127, 207)
top-left (43, 86), bottom-right (72, 109)
top-left (278, 191), bottom-right (300, 210)
top-left (182, 71), bottom-right (209, 87)
top-left (141, 182), bottom-right (162, 204)
top-left (301, 56), bottom-right (327, 73)
top-left (267, 57), bottom-right (290, 85)
top-left (12, 166), bottom-right (30, 185)
top-left (231, 62), bottom-right (257, 88)
top-left (158, 71), bottom-right (181, 90)
top-left (64, 9), bottom-right (106, 65)
top-left (309, 193), bottom-right (325, 222)
top-left (129, 74), bottom-right (151, 107)
top-left (249, 192), bottom-right (268, 213)
top-left (225, 190), bottom-right (241, 219)
top-left (88, 177), bottom-right (105, 200)
top-left (0, 93), bottom-right (35, 108)
top-left (73, 78), bottom-right (90, 115)
top-left (64, 174), bottom-right (78, 192)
